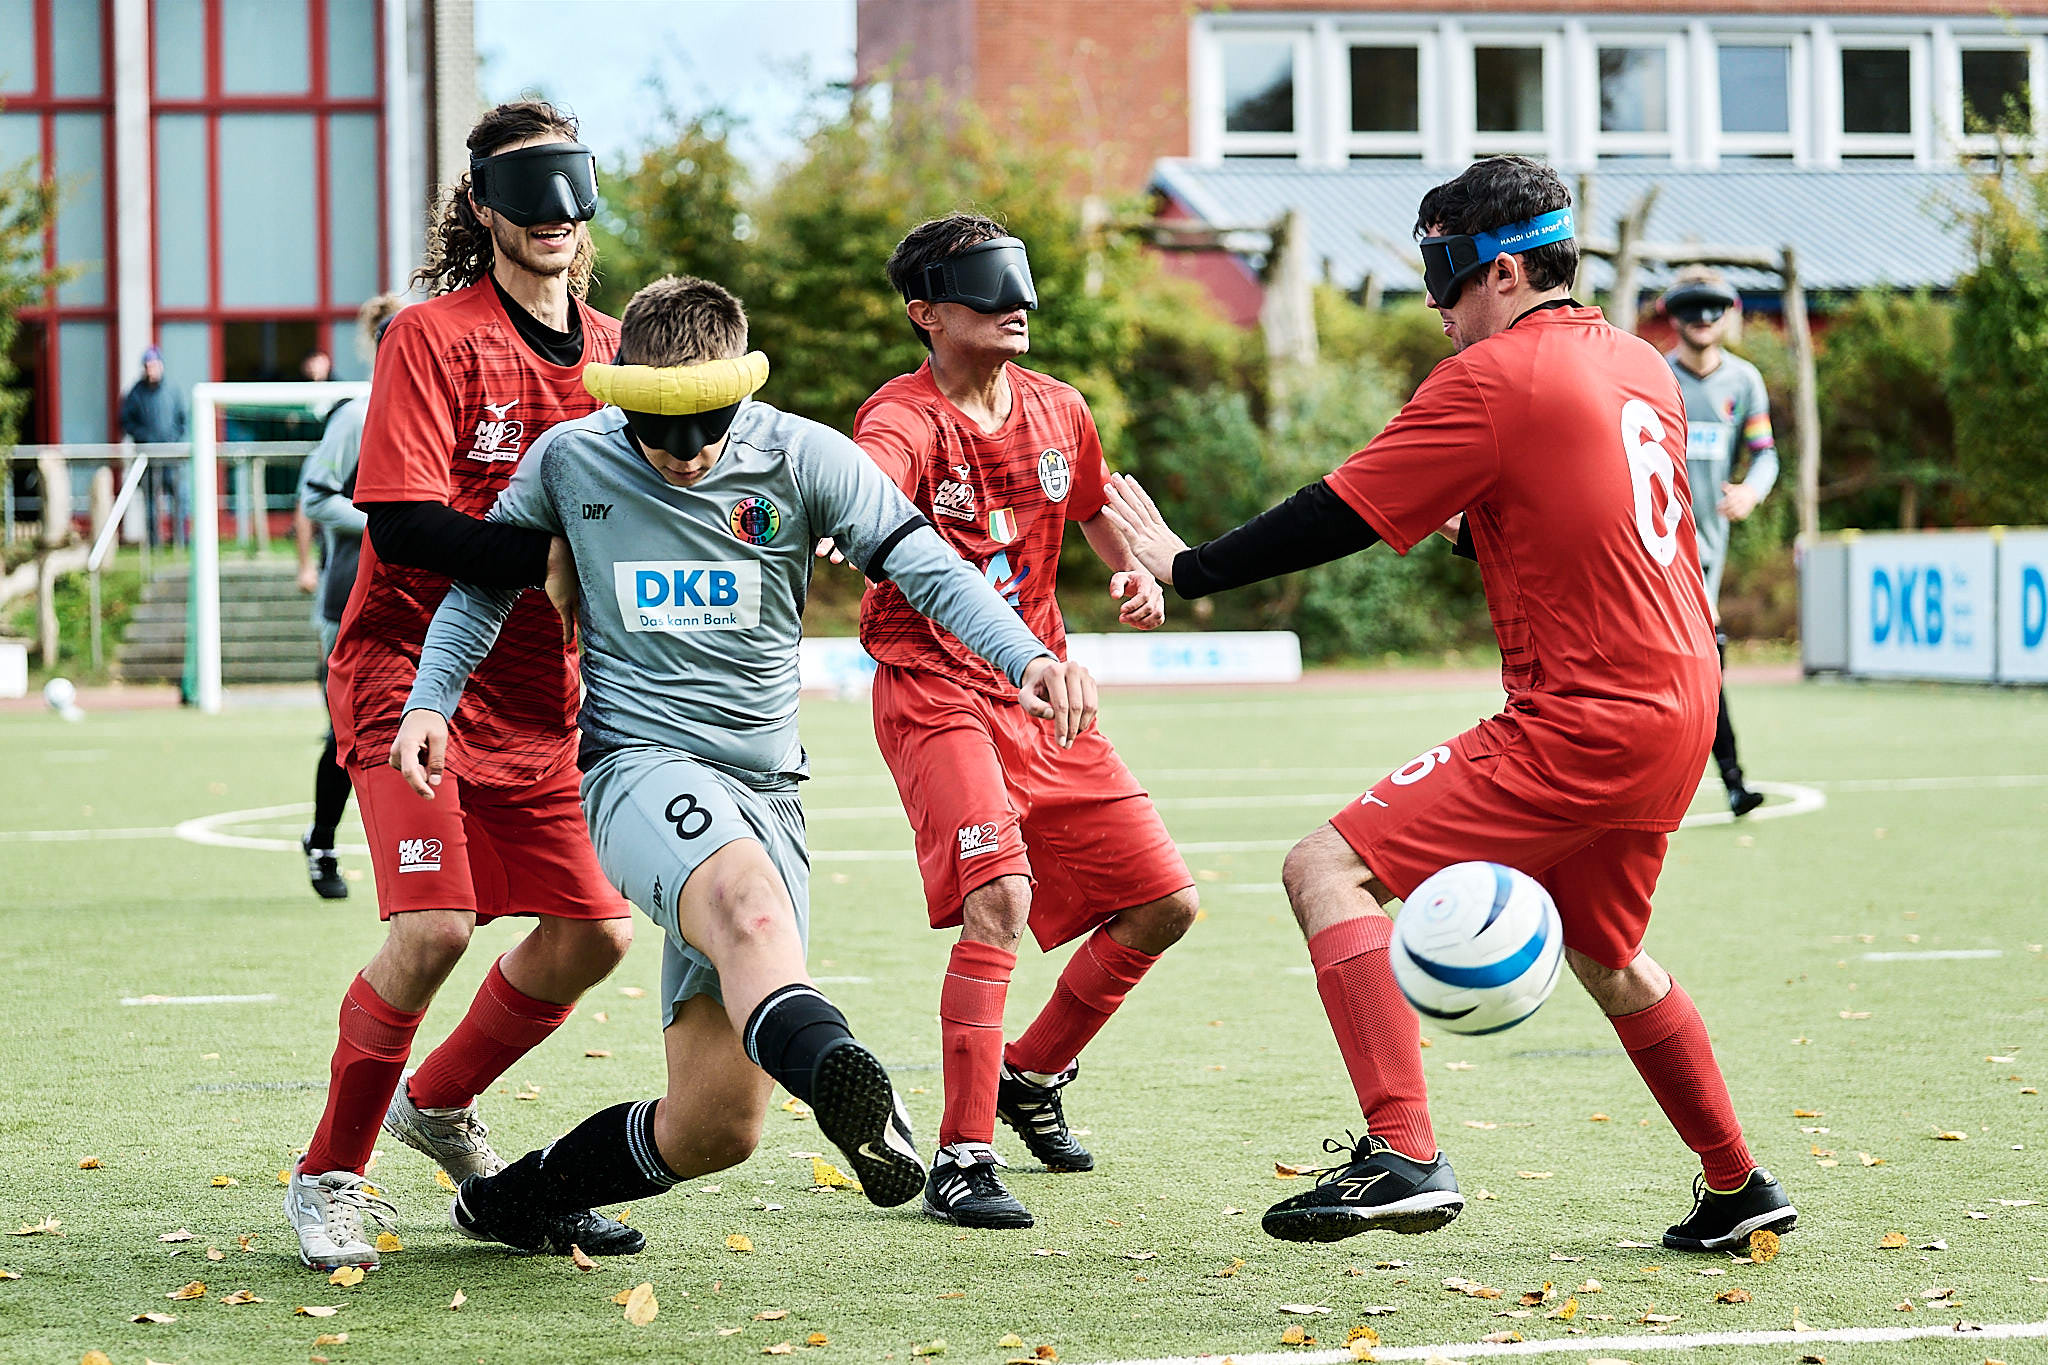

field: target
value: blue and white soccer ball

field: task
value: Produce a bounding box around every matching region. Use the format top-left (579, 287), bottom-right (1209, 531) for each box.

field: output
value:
top-left (1390, 861), bottom-right (1564, 1035)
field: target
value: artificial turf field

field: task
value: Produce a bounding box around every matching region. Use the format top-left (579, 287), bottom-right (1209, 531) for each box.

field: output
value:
top-left (2, 676), bottom-right (2044, 1365)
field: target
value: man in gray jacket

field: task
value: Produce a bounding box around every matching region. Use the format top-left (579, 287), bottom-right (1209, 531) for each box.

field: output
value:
top-left (120, 345), bottom-right (189, 547)
top-left (389, 275), bottom-right (1092, 1252)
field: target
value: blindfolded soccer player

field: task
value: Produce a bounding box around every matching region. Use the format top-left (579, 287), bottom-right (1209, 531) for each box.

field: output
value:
top-left (851, 217), bottom-right (1200, 1229)
top-left (1103, 156), bottom-right (1796, 1253)
top-left (1660, 269), bottom-right (1778, 818)
top-left (291, 102), bottom-right (638, 1270)
top-left (386, 274), bottom-right (1094, 1251)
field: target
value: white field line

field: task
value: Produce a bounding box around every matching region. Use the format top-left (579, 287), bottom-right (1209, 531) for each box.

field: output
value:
top-left (0, 824), bottom-right (180, 843)
top-left (1863, 948), bottom-right (2005, 961)
top-left (121, 993), bottom-right (279, 1006)
top-left (1085, 1318), bottom-right (2048, 1365)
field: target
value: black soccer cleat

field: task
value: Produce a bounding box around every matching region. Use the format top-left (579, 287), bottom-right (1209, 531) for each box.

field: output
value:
top-left (810, 1039), bottom-right (926, 1208)
top-left (302, 828), bottom-right (348, 900)
top-left (451, 1175), bottom-right (645, 1256)
top-left (1727, 785), bottom-right (1765, 818)
top-left (1262, 1134), bottom-right (1464, 1244)
top-left (923, 1143), bottom-right (1034, 1229)
top-left (997, 1061), bottom-right (1094, 1172)
top-left (1662, 1168), bottom-right (1796, 1252)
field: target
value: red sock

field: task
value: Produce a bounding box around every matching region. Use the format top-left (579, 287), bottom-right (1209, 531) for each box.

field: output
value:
top-left (1610, 979), bottom-right (1754, 1189)
top-left (302, 974), bottom-right (426, 1176)
top-left (1306, 916), bottom-right (1435, 1161)
top-left (1006, 928), bottom-right (1160, 1077)
top-left (407, 958), bottom-right (575, 1111)
top-left (938, 940), bottom-right (1015, 1146)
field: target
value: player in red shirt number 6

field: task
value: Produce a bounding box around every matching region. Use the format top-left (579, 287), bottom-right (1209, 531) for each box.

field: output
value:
top-left (856, 216), bottom-right (1200, 1229)
top-left (1103, 158), bottom-right (1795, 1252)
top-left (288, 103), bottom-right (638, 1270)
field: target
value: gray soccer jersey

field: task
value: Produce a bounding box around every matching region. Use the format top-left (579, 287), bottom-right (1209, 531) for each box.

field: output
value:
top-left (405, 399), bottom-right (1053, 782)
top-left (1667, 351), bottom-right (1779, 605)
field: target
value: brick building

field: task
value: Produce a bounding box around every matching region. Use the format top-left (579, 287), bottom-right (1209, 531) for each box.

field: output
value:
top-left (858, 1), bottom-right (2048, 314)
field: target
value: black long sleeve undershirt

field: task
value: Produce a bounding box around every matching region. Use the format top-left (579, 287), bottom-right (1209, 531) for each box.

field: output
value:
top-left (362, 501), bottom-right (552, 590)
top-left (1170, 480), bottom-right (1383, 599)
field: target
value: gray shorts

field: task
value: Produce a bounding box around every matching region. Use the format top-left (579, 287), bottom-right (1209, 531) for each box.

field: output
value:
top-left (580, 746), bottom-right (809, 1026)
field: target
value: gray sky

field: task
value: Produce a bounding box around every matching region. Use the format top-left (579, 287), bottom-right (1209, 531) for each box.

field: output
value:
top-left (475, 0), bottom-right (857, 167)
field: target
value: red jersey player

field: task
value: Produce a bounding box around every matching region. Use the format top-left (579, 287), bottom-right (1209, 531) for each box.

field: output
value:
top-left (855, 216), bottom-right (1199, 1229)
top-left (1104, 157), bottom-right (1795, 1252)
top-left (288, 102), bottom-right (638, 1270)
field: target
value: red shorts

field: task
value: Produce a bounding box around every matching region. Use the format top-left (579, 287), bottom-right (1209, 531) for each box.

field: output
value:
top-left (1328, 728), bottom-right (1669, 969)
top-left (872, 665), bottom-right (1192, 952)
top-left (350, 760), bottom-right (629, 923)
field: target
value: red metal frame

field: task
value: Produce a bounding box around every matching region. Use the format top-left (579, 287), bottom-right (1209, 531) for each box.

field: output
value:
top-left (12, 0), bottom-right (119, 443)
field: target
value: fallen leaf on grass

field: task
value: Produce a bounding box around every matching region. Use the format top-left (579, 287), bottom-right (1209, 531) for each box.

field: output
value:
top-left (1895, 1299), bottom-right (1915, 1312)
top-left (210, 1176), bottom-right (238, 1188)
top-left (812, 1158), bottom-right (857, 1190)
top-left (1034, 1346), bottom-right (1057, 1360)
top-left (131, 1313), bottom-right (176, 1324)
top-left (1716, 1288), bottom-right (1753, 1304)
top-left (1277, 1304), bottom-right (1332, 1315)
top-left (1545, 1298), bottom-right (1578, 1321)
top-left (1750, 1230), bottom-right (1782, 1263)
top-left (1638, 1312), bottom-right (1682, 1325)
top-left (1279, 1326), bottom-right (1308, 1346)
top-left (1615, 1239), bottom-right (1656, 1249)
top-left (619, 986), bottom-right (647, 998)
top-left (156, 1230), bottom-right (192, 1243)
top-left (1123, 1251), bottom-right (1157, 1261)
top-left (1472, 1188), bottom-right (1496, 1200)
top-left (1549, 1253), bottom-right (1584, 1263)
top-left (937, 1291), bottom-right (966, 1299)
top-left (277, 1168), bottom-right (291, 1186)
top-left (81, 1353), bottom-right (111, 1365)
top-left (1517, 1284), bottom-right (1553, 1306)
top-left (782, 1098), bottom-right (813, 1119)
top-left (1516, 1171), bottom-right (1553, 1180)
top-left (806, 1332), bottom-right (830, 1347)
top-left (1481, 1330), bottom-right (1523, 1344)
top-left (998, 1335), bottom-right (1025, 1349)
top-left (757, 1310), bottom-right (791, 1321)
top-left (1922, 1239), bottom-right (1949, 1251)
top-left (204, 1247), bottom-right (224, 1261)
top-left (1840, 1011), bottom-right (1872, 1021)
top-left (911, 1340), bottom-right (947, 1356)
top-left (1699, 1267), bottom-right (1728, 1277)
top-left (1345, 1327), bottom-right (1380, 1347)
top-left (726, 1235), bottom-right (754, 1253)
top-left (1793, 1109), bottom-right (1825, 1118)
top-left (77, 1158), bottom-right (102, 1169)
top-left (1791, 1307), bottom-right (1811, 1331)
top-left (328, 1265), bottom-right (364, 1287)
top-left (1590, 1113), bottom-right (1611, 1122)
top-left (0, 1270), bottom-right (17, 1280)
top-left (1357, 1305), bottom-right (1397, 1316)
top-left (1463, 1121), bottom-right (1497, 1131)
top-left (219, 1289), bottom-right (263, 1304)
top-left (296, 1305), bottom-right (340, 1317)
top-left (1997, 1200), bottom-right (2039, 1208)
top-left (1936, 1131), bottom-right (1969, 1141)
top-left (1579, 1279), bottom-right (1603, 1293)
top-left (720, 1328), bottom-right (746, 1336)
top-left (313, 1334), bottom-right (349, 1347)
top-left (1879, 1232), bottom-right (1909, 1249)
top-left (10, 1217), bottom-right (60, 1237)
top-left (1441, 1277), bottom-right (1502, 1299)
top-left (1213, 1258), bottom-right (1245, 1278)
top-left (1274, 1162), bottom-right (1315, 1179)
top-left (1445, 1061), bottom-right (1475, 1071)
top-left (764, 1343), bottom-right (795, 1355)
top-left (623, 1282), bottom-right (658, 1326)
top-left (585, 1049), bottom-right (612, 1059)
top-left (1860, 1153), bottom-right (1884, 1167)
top-left (515, 1089), bottom-right (541, 1102)
top-left (1030, 1249), bottom-right (1068, 1257)
top-left (167, 1282), bottom-right (206, 1300)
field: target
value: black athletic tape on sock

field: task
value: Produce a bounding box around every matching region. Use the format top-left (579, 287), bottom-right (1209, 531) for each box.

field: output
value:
top-left (744, 984), bottom-right (854, 1105)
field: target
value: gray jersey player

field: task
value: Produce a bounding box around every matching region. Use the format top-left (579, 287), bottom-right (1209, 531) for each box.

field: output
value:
top-left (1662, 269), bottom-right (1779, 816)
top-left (388, 276), bottom-right (1096, 1253)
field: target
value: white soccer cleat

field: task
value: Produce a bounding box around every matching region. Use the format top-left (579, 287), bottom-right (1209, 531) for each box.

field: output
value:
top-left (286, 1170), bottom-right (398, 1270)
top-left (382, 1072), bottom-right (506, 1181)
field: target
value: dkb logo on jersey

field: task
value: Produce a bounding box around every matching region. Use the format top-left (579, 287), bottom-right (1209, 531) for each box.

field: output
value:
top-left (397, 837), bottom-right (443, 873)
top-left (983, 551), bottom-right (1028, 608)
top-left (729, 496), bottom-right (780, 545)
top-left (614, 560), bottom-right (762, 633)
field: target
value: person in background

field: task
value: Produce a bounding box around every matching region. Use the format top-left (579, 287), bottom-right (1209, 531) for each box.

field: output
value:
top-left (120, 345), bottom-right (189, 548)
top-left (295, 297), bottom-right (405, 901)
top-left (1660, 268), bottom-right (1778, 818)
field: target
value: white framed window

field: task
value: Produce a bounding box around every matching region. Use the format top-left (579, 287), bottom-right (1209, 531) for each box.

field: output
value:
top-left (1593, 32), bottom-right (1685, 157)
top-left (1339, 30), bottom-right (1433, 160)
top-left (1215, 30), bottom-right (1311, 159)
top-left (1714, 36), bottom-right (1807, 160)
top-left (1837, 35), bottom-right (1926, 159)
top-left (1953, 38), bottom-right (2041, 156)
top-left (1467, 34), bottom-right (1559, 159)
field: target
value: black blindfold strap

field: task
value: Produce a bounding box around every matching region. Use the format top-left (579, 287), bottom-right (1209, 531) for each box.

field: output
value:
top-left (623, 402), bottom-right (742, 460)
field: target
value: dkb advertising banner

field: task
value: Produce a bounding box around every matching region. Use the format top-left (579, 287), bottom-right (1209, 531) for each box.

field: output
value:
top-left (1846, 532), bottom-right (1998, 680)
top-left (1997, 531), bottom-right (2048, 684)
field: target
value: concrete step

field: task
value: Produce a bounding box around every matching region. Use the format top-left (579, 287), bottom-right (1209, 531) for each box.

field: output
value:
top-left (124, 618), bottom-right (320, 645)
top-left (118, 640), bottom-right (324, 666)
top-left (115, 658), bottom-right (318, 684)
top-left (129, 600), bottom-right (320, 625)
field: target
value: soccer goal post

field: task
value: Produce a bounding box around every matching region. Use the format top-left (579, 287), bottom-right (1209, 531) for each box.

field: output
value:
top-left (189, 380), bottom-right (371, 714)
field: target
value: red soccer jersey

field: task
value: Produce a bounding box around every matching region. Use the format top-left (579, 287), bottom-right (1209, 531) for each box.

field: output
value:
top-left (856, 361), bottom-right (1107, 699)
top-left (1324, 304), bottom-right (1719, 831)
top-left (328, 279), bottom-right (621, 787)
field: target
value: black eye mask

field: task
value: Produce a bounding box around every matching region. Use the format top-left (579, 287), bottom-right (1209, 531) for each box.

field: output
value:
top-left (904, 235), bottom-right (1039, 313)
top-left (620, 402), bottom-right (742, 460)
top-left (469, 141), bottom-right (599, 227)
top-left (1662, 279), bottom-right (1739, 327)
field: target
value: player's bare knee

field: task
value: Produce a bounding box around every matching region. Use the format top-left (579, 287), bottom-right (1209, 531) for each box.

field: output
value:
top-left (391, 912), bottom-right (473, 971)
top-left (1115, 886), bottom-right (1199, 953)
top-left (961, 875), bottom-right (1031, 946)
top-left (699, 1112), bottom-right (764, 1172)
top-left (701, 863), bottom-right (794, 954)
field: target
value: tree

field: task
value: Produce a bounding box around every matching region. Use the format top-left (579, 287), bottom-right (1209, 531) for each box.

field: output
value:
top-left (0, 152), bottom-right (59, 456)
top-left (1949, 167), bottom-right (2048, 525)
top-left (587, 105), bottom-right (753, 319)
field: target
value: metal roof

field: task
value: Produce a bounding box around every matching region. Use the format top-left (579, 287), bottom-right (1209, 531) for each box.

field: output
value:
top-left (1150, 160), bottom-right (1989, 297)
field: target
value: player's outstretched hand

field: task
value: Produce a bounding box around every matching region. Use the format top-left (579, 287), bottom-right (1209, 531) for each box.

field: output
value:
top-left (1018, 656), bottom-right (1098, 749)
top-left (545, 535), bottom-right (579, 648)
top-left (813, 537), bottom-right (848, 566)
top-left (1100, 474), bottom-right (1187, 587)
top-left (1110, 569), bottom-right (1165, 631)
top-left (390, 707), bottom-right (449, 799)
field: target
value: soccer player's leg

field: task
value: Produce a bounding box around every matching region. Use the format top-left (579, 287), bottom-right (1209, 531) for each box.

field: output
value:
top-left (998, 723), bottom-right (1197, 1173)
top-left (1544, 836), bottom-right (1794, 1251)
top-left (303, 621), bottom-right (351, 900)
top-left (872, 666), bottom-right (1035, 1228)
top-left (1713, 633), bottom-right (1763, 816)
top-left (289, 762), bottom-right (479, 1270)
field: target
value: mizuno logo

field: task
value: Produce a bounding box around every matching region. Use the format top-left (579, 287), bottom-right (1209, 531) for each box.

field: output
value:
top-left (484, 399), bottom-right (517, 420)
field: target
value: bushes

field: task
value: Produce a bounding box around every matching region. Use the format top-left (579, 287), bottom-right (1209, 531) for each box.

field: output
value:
top-left (1949, 168), bottom-right (2048, 526)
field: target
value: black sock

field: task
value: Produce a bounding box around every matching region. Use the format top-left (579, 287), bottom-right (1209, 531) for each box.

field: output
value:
top-left (484, 1099), bottom-right (681, 1216)
top-left (311, 731), bottom-right (351, 849)
top-left (744, 984), bottom-right (854, 1104)
top-left (1711, 634), bottom-right (1742, 787)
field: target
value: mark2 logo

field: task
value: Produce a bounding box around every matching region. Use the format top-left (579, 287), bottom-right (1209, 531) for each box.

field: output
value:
top-left (933, 479), bottom-right (977, 521)
top-left (397, 837), bottom-right (444, 873)
top-left (1037, 448), bottom-right (1071, 503)
top-left (957, 822), bottom-right (999, 859)
top-left (468, 398), bottom-right (525, 463)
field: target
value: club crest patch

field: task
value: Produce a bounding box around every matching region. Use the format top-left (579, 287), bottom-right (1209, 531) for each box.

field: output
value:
top-left (729, 496), bottom-right (780, 545)
top-left (1037, 448), bottom-right (1071, 503)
